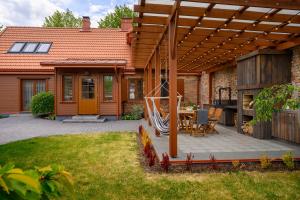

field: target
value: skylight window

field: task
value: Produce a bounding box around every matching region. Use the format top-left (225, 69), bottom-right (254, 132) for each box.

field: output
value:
top-left (9, 42), bottom-right (25, 53)
top-left (36, 43), bottom-right (51, 53)
top-left (7, 42), bottom-right (52, 53)
top-left (22, 42), bottom-right (39, 53)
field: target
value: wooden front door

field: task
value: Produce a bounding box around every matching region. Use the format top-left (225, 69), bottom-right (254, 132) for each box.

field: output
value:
top-left (79, 76), bottom-right (97, 115)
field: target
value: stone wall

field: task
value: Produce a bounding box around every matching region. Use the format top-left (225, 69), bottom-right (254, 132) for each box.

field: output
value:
top-left (200, 72), bottom-right (209, 105)
top-left (292, 46), bottom-right (300, 87)
top-left (180, 75), bottom-right (200, 104)
top-left (212, 67), bottom-right (238, 101)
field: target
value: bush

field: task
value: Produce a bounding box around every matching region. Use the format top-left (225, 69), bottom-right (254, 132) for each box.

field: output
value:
top-left (0, 163), bottom-right (73, 200)
top-left (282, 152), bottom-right (295, 170)
top-left (31, 92), bottom-right (54, 117)
top-left (260, 154), bottom-right (272, 169)
top-left (122, 104), bottom-right (143, 120)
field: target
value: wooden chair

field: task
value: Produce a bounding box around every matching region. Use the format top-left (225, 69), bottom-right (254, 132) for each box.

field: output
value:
top-left (208, 108), bottom-right (223, 134)
top-left (189, 109), bottom-right (209, 136)
top-left (208, 107), bottom-right (216, 119)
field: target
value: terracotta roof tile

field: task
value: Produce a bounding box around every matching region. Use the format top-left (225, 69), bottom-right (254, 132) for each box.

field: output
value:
top-left (0, 27), bottom-right (132, 72)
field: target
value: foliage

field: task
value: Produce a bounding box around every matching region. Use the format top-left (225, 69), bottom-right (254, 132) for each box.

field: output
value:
top-left (43, 9), bottom-right (82, 28)
top-left (161, 153), bottom-right (171, 172)
top-left (148, 151), bottom-right (156, 167)
top-left (98, 5), bottom-right (135, 28)
top-left (0, 164), bottom-right (40, 200)
top-left (0, 114), bottom-right (9, 119)
top-left (251, 84), bottom-right (300, 125)
top-left (282, 152), bottom-right (295, 170)
top-left (209, 154), bottom-right (218, 170)
top-left (0, 164), bottom-right (73, 200)
top-left (31, 92), bottom-right (54, 117)
top-left (122, 104), bottom-right (143, 120)
top-left (232, 160), bottom-right (240, 170)
top-left (37, 165), bottom-right (74, 200)
top-left (185, 153), bottom-right (194, 171)
top-left (260, 155), bottom-right (272, 169)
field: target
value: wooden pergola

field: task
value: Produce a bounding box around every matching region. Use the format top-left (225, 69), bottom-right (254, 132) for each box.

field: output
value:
top-left (132, 0), bottom-right (300, 157)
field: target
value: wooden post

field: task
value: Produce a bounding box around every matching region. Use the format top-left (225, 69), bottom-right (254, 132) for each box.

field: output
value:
top-left (154, 48), bottom-right (161, 109)
top-left (154, 48), bottom-right (161, 136)
top-left (144, 67), bottom-right (148, 120)
top-left (208, 72), bottom-right (213, 104)
top-left (148, 59), bottom-right (153, 126)
top-left (197, 76), bottom-right (200, 105)
top-left (169, 9), bottom-right (179, 158)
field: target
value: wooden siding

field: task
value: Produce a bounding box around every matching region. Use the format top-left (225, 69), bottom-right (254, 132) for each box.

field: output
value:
top-left (0, 74), bottom-right (54, 114)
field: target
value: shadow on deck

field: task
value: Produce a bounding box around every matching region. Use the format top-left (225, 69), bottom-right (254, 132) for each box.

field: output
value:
top-left (141, 119), bottom-right (300, 163)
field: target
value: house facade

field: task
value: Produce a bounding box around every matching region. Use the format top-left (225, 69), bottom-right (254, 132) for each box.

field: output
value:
top-left (0, 17), bottom-right (199, 118)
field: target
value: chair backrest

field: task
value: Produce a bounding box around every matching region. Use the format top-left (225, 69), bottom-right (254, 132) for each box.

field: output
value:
top-left (214, 108), bottom-right (223, 120)
top-left (208, 107), bottom-right (216, 118)
top-left (197, 109), bottom-right (208, 125)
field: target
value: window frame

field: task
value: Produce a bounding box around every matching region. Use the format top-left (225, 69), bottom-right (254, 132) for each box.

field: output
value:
top-left (21, 42), bottom-right (39, 53)
top-left (103, 75), bottom-right (114, 102)
top-left (128, 78), bottom-right (143, 102)
top-left (8, 42), bottom-right (26, 53)
top-left (35, 42), bottom-right (52, 53)
top-left (7, 42), bottom-right (52, 54)
top-left (62, 74), bottom-right (75, 102)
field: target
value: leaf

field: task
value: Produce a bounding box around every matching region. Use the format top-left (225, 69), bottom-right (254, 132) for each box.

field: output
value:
top-left (0, 177), bottom-right (9, 193)
top-left (7, 174), bottom-right (40, 193)
top-left (7, 168), bottom-right (23, 174)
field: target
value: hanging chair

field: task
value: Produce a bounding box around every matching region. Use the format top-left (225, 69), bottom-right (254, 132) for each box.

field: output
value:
top-left (144, 81), bottom-right (182, 135)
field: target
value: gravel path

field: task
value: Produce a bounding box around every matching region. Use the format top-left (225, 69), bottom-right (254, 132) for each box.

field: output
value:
top-left (0, 114), bottom-right (141, 145)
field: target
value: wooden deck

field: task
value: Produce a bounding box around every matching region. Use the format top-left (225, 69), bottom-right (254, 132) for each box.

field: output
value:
top-left (141, 119), bottom-right (300, 163)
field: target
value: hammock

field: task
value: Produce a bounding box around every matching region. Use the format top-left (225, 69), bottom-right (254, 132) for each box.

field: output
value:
top-left (144, 81), bottom-right (182, 135)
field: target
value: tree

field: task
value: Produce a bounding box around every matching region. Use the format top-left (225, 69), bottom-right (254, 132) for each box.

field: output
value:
top-left (98, 5), bottom-right (135, 28)
top-left (43, 9), bottom-right (82, 28)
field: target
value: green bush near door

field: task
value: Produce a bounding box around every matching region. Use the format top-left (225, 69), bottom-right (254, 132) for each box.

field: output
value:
top-left (31, 92), bottom-right (54, 118)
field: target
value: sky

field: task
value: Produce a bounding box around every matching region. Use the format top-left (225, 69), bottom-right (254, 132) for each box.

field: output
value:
top-left (0, 0), bottom-right (137, 28)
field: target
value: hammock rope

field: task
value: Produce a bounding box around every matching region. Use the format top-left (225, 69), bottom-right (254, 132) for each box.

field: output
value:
top-left (144, 80), bottom-right (182, 135)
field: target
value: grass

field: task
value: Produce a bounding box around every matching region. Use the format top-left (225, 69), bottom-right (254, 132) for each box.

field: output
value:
top-left (0, 133), bottom-right (300, 200)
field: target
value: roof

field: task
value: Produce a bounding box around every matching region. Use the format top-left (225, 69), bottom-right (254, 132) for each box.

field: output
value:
top-left (40, 58), bottom-right (127, 67)
top-left (0, 27), bottom-right (132, 72)
top-left (133, 0), bottom-right (300, 72)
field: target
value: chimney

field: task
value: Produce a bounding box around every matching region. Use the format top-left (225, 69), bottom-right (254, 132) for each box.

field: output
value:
top-left (82, 16), bottom-right (91, 31)
top-left (121, 18), bottom-right (132, 32)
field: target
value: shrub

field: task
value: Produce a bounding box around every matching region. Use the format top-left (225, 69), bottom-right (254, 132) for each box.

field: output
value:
top-left (122, 104), bottom-right (144, 120)
top-left (161, 153), bottom-right (171, 172)
top-left (260, 155), bottom-right (272, 169)
top-left (0, 164), bottom-right (73, 200)
top-left (282, 152), bottom-right (295, 170)
top-left (185, 153), bottom-right (193, 171)
top-left (31, 92), bottom-right (54, 117)
top-left (232, 160), bottom-right (240, 170)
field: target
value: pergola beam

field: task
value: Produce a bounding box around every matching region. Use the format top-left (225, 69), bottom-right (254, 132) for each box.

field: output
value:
top-left (184, 0), bottom-right (300, 10)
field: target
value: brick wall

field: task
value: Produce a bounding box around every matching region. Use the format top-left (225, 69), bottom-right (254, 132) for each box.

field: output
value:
top-left (212, 67), bottom-right (237, 100)
top-left (180, 75), bottom-right (200, 104)
top-left (200, 67), bottom-right (237, 105)
top-left (200, 72), bottom-right (209, 105)
top-left (292, 46), bottom-right (300, 87)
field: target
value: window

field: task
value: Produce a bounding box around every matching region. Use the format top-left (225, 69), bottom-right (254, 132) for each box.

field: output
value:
top-left (161, 80), bottom-right (169, 97)
top-left (81, 78), bottom-right (95, 99)
top-left (22, 42), bottom-right (39, 53)
top-left (9, 42), bottom-right (25, 53)
top-left (63, 75), bottom-right (73, 101)
top-left (36, 43), bottom-right (51, 53)
top-left (7, 42), bottom-right (52, 53)
top-left (128, 79), bottom-right (143, 100)
top-left (22, 80), bottom-right (46, 111)
top-left (103, 75), bottom-right (113, 101)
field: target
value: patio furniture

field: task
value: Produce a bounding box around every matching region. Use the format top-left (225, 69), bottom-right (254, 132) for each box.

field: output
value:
top-left (189, 109), bottom-right (209, 136)
top-left (179, 109), bottom-right (195, 132)
top-left (208, 108), bottom-right (223, 134)
top-left (208, 107), bottom-right (216, 119)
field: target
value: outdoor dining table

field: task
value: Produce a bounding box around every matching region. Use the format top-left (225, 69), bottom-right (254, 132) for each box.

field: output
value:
top-left (178, 109), bottom-right (195, 132)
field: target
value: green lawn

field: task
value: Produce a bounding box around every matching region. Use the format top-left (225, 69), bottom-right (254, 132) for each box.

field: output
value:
top-left (0, 133), bottom-right (300, 200)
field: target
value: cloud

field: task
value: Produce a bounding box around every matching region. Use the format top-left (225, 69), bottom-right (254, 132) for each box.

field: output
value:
top-left (0, 0), bottom-right (64, 26)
